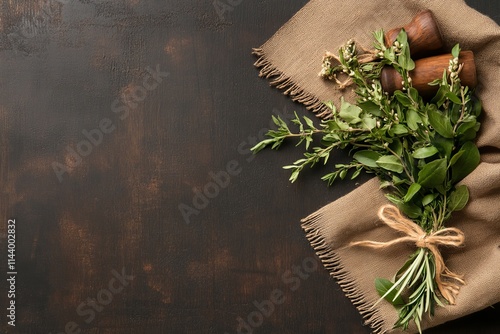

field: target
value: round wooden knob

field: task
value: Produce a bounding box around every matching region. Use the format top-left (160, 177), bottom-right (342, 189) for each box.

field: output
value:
top-left (380, 51), bottom-right (477, 97)
top-left (385, 10), bottom-right (444, 58)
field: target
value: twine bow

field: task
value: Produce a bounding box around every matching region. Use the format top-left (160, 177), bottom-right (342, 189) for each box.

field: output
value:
top-left (350, 204), bottom-right (465, 304)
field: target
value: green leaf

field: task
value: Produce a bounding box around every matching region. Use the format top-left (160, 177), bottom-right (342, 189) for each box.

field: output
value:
top-left (396, 29), bottom-right (408, 45)
top-left (446, 92), bottom-right (462, 105)
top-left (428, 107), bottom-right (454, 138)
top-left (377, 155), bottom-right (404, 173)
top-left (384, 48), bottom-right (396, 62)
top-left (392, 175), bottom-right (406, 186)
top-left (422, 193), bottom-right (438, 206)
top-left (394, 91), bottom-right (412, 107)
top-left (457, 120), bottom-right (478, 136)
top-left (396, 30), bottom-right (415, 71)
top-left (431, 83), bottom-right (450, 107)
top-left (339, 98), bottom-right (362, 124)
top-left (450, 103), bottom-right (462, 124)
top-left (359, 101), bottom-right (383, 117)
top-left (408, 87), bottom-right (420, 104)
top-left (251, 138), bottom-right (276, 153)
top-left (472, 98), bottom-right (482, 117)
top-left (451, 44), bottom-right (460, 58)
top-left (321, 172), bottom-right (337, 186)
top-left (459, 125), bottom-right (480, 141)
top-left (282, 165), bottom-right (298, 170)
top-left (399, 202), bottom-right (422, 219)
top-left (380, 181), bottom-right (393, 189)
top-left (272, 115), bottom-right (290, 131)
top-left (361, 63), bottom-right (373, 71)
top-left (432, 134), bottom-right (453, 160)
top-left (417, 158), bottom-right (447, 188)
top-left (413, 146), bottom-right (439, 159)
top-left (406, 109), bottom-right (421, 131)
top-left (324, 101), bottom-right (337, 112)
top-left (386, 193), bottom-right (403, 205)
top-left (395, 254), bottom-right (416, 278)
top-left (451, 141), bottom-right (480, 183)
top-left (303, 116), bottom-right (315, 129)
top-left (428, 78), bottom-right (442, 86)
top-left (375, 278), bottom-right (405, 308)
top-left (390, 138), bottom-right (403, 156)
top-left (449, 150), bottom-right (464, 166)
top-left (391, 124), bottom-right (409, 135)
top-left (361, 117), bottom-right (377, 130)
top-left (398, 52), bottom-right (416, 71)
top-left (336, 120), bottom-right (350, 131)
top-left (303, 136), bottom-right (313, 150)
top-left (286, 168), bottom-right (300, 183)
top-left (373, 29), bottom-right (385, 47)
top-left (322, 119), bottom-right (338, 132)
top-left (448, 185), bottom-right (469, 212)
top-left (351, 168), bottom-right (362, 180)
top-left (353, 150), bottom-right (381, 168)
top-left (403, 183), bottom-right (421, 202)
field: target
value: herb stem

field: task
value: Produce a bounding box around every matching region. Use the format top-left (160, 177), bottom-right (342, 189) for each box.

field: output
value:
top-left (284, 129), bottom-right (324, 138)
top-left (453, 87), bottom-right (467, 133)
top-left (387, 146), bottom-right (415, 183)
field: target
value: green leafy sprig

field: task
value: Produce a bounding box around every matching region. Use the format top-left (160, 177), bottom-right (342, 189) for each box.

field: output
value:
top-left (252, 29), bottom-right (481, 332)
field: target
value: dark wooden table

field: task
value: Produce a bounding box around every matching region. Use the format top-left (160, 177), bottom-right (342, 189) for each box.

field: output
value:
top-left (1, 1), bottom-right (498, 333)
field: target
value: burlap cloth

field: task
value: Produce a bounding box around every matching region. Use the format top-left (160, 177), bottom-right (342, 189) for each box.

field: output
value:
top-left (253, 0), bottom-right (500, 333)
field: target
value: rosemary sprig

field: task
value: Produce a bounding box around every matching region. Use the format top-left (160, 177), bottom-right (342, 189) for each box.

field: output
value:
top-left (252, 30), bottom-right (481, 332)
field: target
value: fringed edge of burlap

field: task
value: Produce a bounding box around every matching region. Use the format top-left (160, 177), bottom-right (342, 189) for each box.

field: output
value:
top-left (252, 48), bottom-right (333, 119)
top-left (301, 209), bottom-right (389, 334)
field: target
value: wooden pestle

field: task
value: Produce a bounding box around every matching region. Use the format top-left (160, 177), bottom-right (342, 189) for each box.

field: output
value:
top-left (380, 51), bottom-right (477, 97)
top-left (385, 10), bottom-right (444, 58)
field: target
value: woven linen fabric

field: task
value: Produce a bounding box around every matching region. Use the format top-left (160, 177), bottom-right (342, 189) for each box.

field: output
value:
top-left (253, 0), bottom-right (500, 333)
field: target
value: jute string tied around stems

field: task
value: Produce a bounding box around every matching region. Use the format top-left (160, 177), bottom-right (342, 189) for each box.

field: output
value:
top-left (350, 204), bottom-right (466, 304)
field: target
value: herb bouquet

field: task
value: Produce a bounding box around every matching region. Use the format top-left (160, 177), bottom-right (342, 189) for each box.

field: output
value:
top-left (251, 28), bottom-right (482, 332)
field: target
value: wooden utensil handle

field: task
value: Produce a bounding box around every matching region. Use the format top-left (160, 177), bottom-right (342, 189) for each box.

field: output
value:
top-left (381, 51), bottom-right (477, 97)
top-left (385, 10), bottom-right (444, 58)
